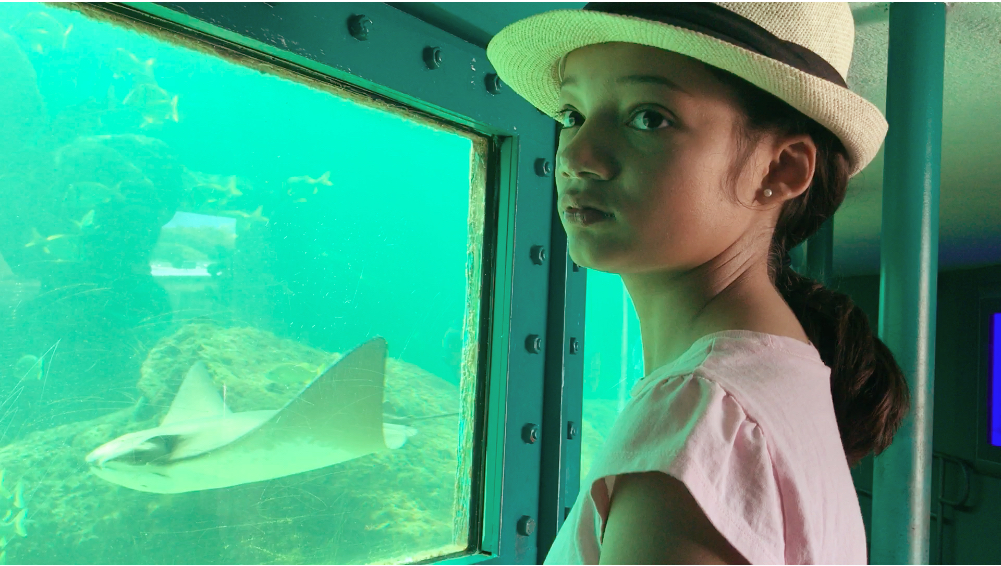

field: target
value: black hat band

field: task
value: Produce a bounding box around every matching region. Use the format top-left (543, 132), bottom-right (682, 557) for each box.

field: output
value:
top-left (582, 2), bottom-right (848, 88)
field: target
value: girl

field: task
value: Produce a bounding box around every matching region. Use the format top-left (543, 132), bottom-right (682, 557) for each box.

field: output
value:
top-left (487, 3), bottom-right (911, 564)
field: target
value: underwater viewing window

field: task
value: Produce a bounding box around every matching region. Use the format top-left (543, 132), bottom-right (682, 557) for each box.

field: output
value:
top-left (579, 271), bottom-right (643, 484)
top-left (0, 3), bottom-right (489, 564)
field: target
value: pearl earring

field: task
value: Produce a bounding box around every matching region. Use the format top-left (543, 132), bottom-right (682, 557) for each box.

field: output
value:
top-left (763, 189), bottom-right (773, 198)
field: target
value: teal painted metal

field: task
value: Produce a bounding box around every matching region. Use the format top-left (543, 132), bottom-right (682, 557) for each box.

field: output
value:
top-left (113, 3), bottom-right (560, 564)
top-left (870, 3), bottom-right (945, 564)
top-left (537, 135), bottom-right (587, 561)
top-left (806, 218), bottom-right (834, 286)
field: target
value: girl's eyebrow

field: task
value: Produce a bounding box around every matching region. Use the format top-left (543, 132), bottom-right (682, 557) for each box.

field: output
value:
top-left (560, 74), bottom-right (691, 96)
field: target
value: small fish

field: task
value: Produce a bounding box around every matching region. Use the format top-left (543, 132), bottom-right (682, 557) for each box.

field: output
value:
top-left (111, 47), bottom-right (156, 83)
top-left (222, 205), bottom-right (269, 225)
top-left (12, 482), bottom-right (23, 510)
top-left (194, 175), bottom-right (242, 199)
top-left (72, 210), bottom-right (95, 231)
top-left (122, 83), bottom-right (178, 128)
top-left (66, 181), bottom-right (124, 209)
top-left (9, 11), bottom-right (73, 55)
top-left (24, 228), bottom-right (69, 253)
top-left (8, 510), bottom-right (26, 538)
top-left (286, 171), bottom-right (332, 202)
top-left (13, 355), bottom-right (43, 382)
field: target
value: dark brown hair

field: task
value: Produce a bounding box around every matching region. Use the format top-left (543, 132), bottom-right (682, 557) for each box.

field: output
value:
top-left (704, 63), bottom-right (910, 468)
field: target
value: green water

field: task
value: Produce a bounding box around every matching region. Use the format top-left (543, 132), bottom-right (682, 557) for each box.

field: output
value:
top-left (0, 4), bottom-right (482, 564)
top-left (0, 4), bottom-right (644, 564)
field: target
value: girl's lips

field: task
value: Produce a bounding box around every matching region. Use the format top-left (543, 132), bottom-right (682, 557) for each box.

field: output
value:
top-left (564, 207), bottom-right (613, 226)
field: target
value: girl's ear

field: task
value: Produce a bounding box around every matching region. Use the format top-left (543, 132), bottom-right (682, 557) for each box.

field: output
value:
top-left (761, 134), bottom-right (817, 204)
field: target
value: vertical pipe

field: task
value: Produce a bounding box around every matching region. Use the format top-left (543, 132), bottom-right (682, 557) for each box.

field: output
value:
top-left (870, 3), bottom-right (945, 564)
top-left (807, 217), bottom-right (834, 286)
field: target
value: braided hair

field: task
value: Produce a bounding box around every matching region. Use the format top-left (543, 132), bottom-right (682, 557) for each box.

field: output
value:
top-left (704, 63), bottom-right (911, 468)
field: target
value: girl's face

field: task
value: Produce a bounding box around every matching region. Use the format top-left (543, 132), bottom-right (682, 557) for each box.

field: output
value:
top-left (556, 42), bottom-right (772, 275)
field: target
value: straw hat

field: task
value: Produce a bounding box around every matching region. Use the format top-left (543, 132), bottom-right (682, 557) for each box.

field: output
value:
top-left (486, 2), bottom-right (887, 178)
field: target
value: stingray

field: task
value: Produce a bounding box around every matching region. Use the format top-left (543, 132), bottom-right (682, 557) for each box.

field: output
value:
top-left (86, 337), bottom-right (452, 493)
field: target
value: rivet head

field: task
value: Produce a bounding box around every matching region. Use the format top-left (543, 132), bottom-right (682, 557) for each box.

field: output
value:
top-left (348, 15), bottom-right (372, 40)
top-left (567, 421), bottom-right (577, 440)
top-left (522, 423), bottom-right (539, 444)
top-left (517, 515), bottom-right (536, 536)
top-left (423, 46), bottom-right (442, 69)
top-left (530, 245), bottom-right (547, 265)
top-left (485, 73), bottom-right (502, 94)
top-left (525, 334), bottom-right (542, 354)
top-left (569, 337), bottom-right (580, 354)
top-left (535, 158), bottom-right (552, 177)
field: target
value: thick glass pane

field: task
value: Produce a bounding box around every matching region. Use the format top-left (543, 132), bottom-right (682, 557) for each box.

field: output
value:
top-left (579, 270), bottom-right (643, 483)
top-left (0, 4), bottom-right (487, 564)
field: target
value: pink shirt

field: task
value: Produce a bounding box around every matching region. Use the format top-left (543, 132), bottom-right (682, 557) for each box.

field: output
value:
top-left (544, 330), bottom-right (867, 565)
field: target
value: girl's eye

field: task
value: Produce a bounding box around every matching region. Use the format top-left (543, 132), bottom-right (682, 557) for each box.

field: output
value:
top-left (556, 106), bottom-right (580, 127)
top-left (555, 107), bottom-right (673, 131)
top-left (628, 109), bottom-right (676, 130)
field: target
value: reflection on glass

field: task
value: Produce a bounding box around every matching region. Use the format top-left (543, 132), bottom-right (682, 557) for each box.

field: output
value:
top-left (0, 4), bottom-right (486, 564)
top-left (580, 270), bottom-right (643, 484)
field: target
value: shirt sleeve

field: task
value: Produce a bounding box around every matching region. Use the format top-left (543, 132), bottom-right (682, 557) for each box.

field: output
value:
top-left (585, 372), bottom-right (786, 565)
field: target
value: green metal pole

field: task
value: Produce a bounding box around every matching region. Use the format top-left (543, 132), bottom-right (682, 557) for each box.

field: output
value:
top-left (870, 3), bottom-right (944, 564)
top-left (806, 218), bottom-right (834, 286)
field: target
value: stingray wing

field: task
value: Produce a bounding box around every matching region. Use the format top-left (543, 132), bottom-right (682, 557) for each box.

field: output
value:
top-left (183, 337), bottom-right (392, 479)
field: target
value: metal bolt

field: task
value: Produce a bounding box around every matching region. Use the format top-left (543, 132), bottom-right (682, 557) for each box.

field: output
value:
top-left (485, 73), bottom-right (502, 94)
top-left (348, 14), bottom-right (372, 40)
top-left (530, 245), bottom-right (547, 265)
top-left (517, 515), bottom-right (536, 536)
top-left (567, 421), bottom-right (577, 440)
top-left (423, 46), bottom-right (442, 69)
top-left (522, 423), bottom-right (539, 444)
top-left (525, 334), bottom-right (542, 354)
top-left (569, 337), bottom-right (580, 354)
top-left (535, 158), bottom-right (552, 177)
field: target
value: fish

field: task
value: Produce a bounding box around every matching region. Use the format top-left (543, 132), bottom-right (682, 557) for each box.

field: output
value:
top-left (121, 83), bottom-right (178, 128)
top-left (12, 355), bottom-right (43, 382)
top-left (85, 337), bottom-right (422, 493)
top-left (72, 210), bottom-right (95, 231)
top-left (194, 175), bottom-right (242, 199)
top-left (24, 228), bottom-right (71, 254)
top-left (221, 205), bottom-right (269, 228)
top-left (9, 11), bottom-right (73, 55)
top-left (285, 171), bottom-right (332, 202)
top-left (65, 181), bottom-right (124, 209)
top-left (110, 47), bottom-right (156, 84)
top-left (0, 510), bottom-right (26, 539)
